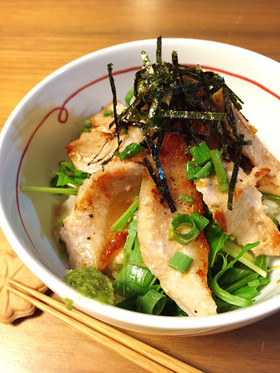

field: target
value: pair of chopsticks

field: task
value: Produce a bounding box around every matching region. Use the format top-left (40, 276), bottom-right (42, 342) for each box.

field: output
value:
top-left (7, 279), bottom-right (202, 373)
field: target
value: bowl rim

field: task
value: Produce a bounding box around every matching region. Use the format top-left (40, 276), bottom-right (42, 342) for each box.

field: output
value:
top-left (1, 37), bottom-right (280, 333)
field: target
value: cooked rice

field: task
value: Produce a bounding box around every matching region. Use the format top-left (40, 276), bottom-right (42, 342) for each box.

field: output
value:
top-left (263, 199), bottom-right (280, 224)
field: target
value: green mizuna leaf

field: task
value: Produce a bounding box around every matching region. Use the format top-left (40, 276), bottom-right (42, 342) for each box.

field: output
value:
top-left (120, 143), bottom-right (145, 161)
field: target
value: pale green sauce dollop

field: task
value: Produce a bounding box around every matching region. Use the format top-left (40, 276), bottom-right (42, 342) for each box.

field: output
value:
top-left (64, 267), bottom-right (115, 305)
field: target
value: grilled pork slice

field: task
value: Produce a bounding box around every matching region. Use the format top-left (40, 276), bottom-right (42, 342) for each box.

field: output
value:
top-left (65, 102), bottom-right (144, 174)
top-left (212, 89), bottom-right (280, 195)
top-left (233, 107), bottom-right (280, 195)
top-left (66, 128), bottom-right (118, 174)
top-left (137, 134), bottom-right (217, 317)
top-left (60, 160), bottom-right (143, 270)
top-left (195, 164), bottom-right (280, 256)
top-left (90, 102), bottom-right (124, 129)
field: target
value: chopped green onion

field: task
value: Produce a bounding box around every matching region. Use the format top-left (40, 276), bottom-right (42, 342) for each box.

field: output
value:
top-left (193, 161), bottom-right (214, 180)
top-left (190, 142), bottom-right (211, 165)
top-left (103, 109), bottom-right (114, 117)
top-left (120, 143), bottom-right (145, 161)
top-left (171, 213), bottom-right (200, 245)
top-left (179, 194), bottom-right (193, 203)
top-left (110, 198), bottom-right (139, 232)
top-left (125, 86), bottom-right (134, 107)
top-left (168, 228), bottom-right (175, 240)
top-left (171, 212), bottom-right (209, 245)
top-left (136, 289), bottom-right (166, 315)
top-left (191, 211), bottom-right (209, 230)
top-left (168, 251), bottom-right (193, 273)
top-left (185, 160), bottom-right (214, 181)
top-left (210, 149), bottom-right (229, 192)
top-left (81, 119), bottom-right (92, 133)
top-left (114, 216), bottom-right (157, 300)
top-left (185, 161), bottom-right (201, 181)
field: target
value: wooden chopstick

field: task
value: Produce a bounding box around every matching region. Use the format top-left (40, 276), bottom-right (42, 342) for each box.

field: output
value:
top-left (7, 282), bottom-right (168, 373)
top-left (7, 279), bottom-right (203, 373)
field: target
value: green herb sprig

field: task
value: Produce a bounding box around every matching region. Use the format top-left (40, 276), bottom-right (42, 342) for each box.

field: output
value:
top-left (21, 161), bottom-right (90, 196)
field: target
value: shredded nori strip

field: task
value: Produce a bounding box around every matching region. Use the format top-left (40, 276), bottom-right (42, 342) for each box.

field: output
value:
top-left (227, 134), bottom-right (246, 210)
top-left (144, 157), bottom-right (176, 213)
top-left (159, 109), bottom-right (227, 121)
top-left (141, 51), bottom-right (154, 76)
top-left (104, 36), bottom-right (248, 212)
top-left (172, 50), bottom-right (178, 66)
top-left (156, 36), bottom-right (162, 64)
top-left (107, 63), bottom-right (119, 133)
top-left (87, 135), bottom-right (119, 166)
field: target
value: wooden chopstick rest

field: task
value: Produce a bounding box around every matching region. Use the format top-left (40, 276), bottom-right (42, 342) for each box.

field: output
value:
top-left (0, 249), bottom-right (47, 324)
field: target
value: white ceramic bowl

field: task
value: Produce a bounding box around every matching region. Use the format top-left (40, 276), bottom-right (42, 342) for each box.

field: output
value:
top-left (1, 39), bottom-right (280, 336)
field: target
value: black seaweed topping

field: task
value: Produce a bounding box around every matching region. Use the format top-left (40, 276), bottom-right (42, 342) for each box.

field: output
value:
top-left (227, 134), bottom-right (246, 210)
top-left (106, 37), bottom-right (247, 211)
top-left (156, 36), bottom-right (162, 65)
top-left (143, 157), bottom-right (176, 213)
top-left (107, 63), bottom-right (119, 134)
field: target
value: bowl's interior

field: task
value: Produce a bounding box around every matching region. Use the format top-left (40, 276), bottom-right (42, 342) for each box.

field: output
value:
top-left (0, 39), bottom-right (280, 335)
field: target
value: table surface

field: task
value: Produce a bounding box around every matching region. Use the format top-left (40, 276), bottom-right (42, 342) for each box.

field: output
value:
top-left (0, 1), bottom-right (280, 372)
